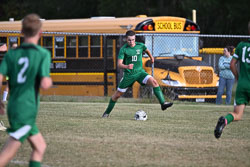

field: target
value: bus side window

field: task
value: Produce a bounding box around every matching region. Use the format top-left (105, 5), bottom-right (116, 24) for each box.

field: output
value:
top-left (43, 36), bottom-right (53, 57)
top-left (91, 36), bottom-right (100, 57)
top-left (79, 36), bottom-right (88, 57)
top-left (8, 36), bottom-right (18, 48)
top-left (107, 38), bottom-right (113, 57)
top-left (66, 36), bottom-right (76, 58)
top-left (55, 36), bottom-right (64, 58)
top-left (20, 37), bottom-right (24, 45)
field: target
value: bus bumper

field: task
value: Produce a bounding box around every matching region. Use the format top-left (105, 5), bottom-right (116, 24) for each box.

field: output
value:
top-left (162, 87), bottom-right (225, 102)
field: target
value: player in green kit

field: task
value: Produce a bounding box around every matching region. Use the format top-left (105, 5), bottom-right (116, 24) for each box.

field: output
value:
top-left (102, 30), bottom-right (173, 117)
top-left (0, 44), bottom-right (8, 132)
top-left (214, 21), bottom-right (250, 139)
top-left (0, 14), bottom-right (52, 167)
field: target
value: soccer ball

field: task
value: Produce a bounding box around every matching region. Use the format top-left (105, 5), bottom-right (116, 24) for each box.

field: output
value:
top-left (134, 110), bottom-right (147, 121)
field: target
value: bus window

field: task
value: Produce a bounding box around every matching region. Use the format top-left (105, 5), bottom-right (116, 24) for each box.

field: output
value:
top-left (20, 37), bottom-right (24, 44)
top-left (78, 36), bottom-right (88, 57)
top-left (91, 36), bottom-right (100, 57)
top-left (55, 36), bottom-right (64, 58)
top-left (8, 36), bottom-right (18, 48)
top-left (43, 36), bottom-right (53, 56)
top-left (107, 38), bottom-right (114, 57)
top-left (38, 39), bottom-right (41, 46)
top-left (145, 35), bottom-right (199, 57)
top-left (66, 36), bottom-right (76, 58)
top-left (0, 37), bottom-right (7, 57)
top-left (0, 37), bottom-right (7, 46)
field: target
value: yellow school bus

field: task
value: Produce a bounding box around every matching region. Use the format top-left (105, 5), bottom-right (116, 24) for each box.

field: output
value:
top-left (0, 15), bottom-right (220, 101)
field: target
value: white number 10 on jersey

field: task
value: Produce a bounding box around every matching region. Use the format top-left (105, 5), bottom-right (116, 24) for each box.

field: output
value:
top-left (132, 55), bottom-right (137, 62)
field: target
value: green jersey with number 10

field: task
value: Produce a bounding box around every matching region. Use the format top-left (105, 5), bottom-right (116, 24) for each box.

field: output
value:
top-left (0, 43), bottom-right (51, 125)
top-left (118, 42), bottom-right (147, 74)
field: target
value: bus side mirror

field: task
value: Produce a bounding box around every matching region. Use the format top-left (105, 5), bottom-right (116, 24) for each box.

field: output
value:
top-left (174, 54), bottom-right (185, 61)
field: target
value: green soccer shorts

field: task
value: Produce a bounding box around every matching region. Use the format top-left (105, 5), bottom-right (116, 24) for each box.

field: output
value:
top-left (118, 70), bottom-right (151, 92)
top-left (7, 123), bottom-right (39, 143)
top-left (235, 87), bottom-right (250, 105)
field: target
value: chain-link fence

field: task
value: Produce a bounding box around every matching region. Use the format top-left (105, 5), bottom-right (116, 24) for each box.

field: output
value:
top-left (131, 34), bottom-right (249, 103)
top-left (0, 31), bottom-right (249, 103)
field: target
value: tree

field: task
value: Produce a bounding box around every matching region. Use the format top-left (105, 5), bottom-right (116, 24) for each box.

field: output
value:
top-left (0, 0), bottom-right (249, 34)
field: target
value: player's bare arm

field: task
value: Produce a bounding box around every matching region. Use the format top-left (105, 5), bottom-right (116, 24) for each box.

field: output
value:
top-left (230, 58), bottom-right (238, 81)
top-left (0, 74), bottom-right (5, 115)
top-left (145, 49), bottom-right (154, 63)
top-left (117, 59), bottom-right (133, 70)
top-left (40, 77), bottom-right (52, 90)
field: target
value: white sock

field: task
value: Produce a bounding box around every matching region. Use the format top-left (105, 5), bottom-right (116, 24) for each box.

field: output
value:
top-left (2, 91), bottom-right (8, 102)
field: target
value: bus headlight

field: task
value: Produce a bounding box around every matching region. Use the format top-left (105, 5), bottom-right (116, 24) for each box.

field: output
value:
top-left (216, 81), bottom-right (219, 86)
top-left (162, 73), bottom-right (184, 87)
top-left (161, 79), bottom-right (183, 87)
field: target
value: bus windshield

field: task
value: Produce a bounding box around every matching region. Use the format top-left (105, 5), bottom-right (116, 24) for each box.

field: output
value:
top-left (144, 35), bottom-right (199, 57)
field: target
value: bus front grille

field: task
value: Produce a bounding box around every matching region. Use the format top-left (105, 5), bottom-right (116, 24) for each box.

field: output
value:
top-left (183, 70), bottom-right (213, 84)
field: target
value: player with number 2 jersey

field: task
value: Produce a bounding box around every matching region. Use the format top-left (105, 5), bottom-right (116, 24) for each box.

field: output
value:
top-left (0, 43), bottom-right (51, 128)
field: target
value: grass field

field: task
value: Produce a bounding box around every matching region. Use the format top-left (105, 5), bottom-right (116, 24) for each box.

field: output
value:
top-left (0, 100), bottom-right (250, 167)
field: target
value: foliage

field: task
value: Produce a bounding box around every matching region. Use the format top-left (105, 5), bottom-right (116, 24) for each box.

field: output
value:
top-left (0, 0), bottom-right (249, 34)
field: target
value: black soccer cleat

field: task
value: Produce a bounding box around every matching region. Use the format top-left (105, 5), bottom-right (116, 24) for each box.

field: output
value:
top-left (102, 112), bottom-right (109, 118)
top-left (214, 116), bottom-right (226, 139)
top-left (161, 102), bottom-right (173, 111)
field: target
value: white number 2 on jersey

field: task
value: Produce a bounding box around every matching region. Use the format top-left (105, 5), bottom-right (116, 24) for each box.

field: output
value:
top-left (17, 57), bottom-right (29, 83)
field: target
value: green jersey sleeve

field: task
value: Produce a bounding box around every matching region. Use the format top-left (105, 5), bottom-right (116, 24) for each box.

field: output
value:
top-left (39, 51), bottom-right (51, 77)
top-left (233, 42), bottom-right (243, 60)
top-left (0, 52), bottom-right (9, 76)
top-left (118, 47), bottom-right (125, 60)
top-left (142, 43), bottom-right (147, 51)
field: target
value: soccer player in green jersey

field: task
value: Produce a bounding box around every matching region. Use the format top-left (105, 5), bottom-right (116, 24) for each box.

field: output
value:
top-left (214, 21), bottom-right (250, 139)
top-left (102, 30), bottom-right (173, 117)
top-left (0, 14), bottom-right (52, 167)
top-left (0, 44), bottom-right (8, 132)
top-left (2, 43), bottom-right (18, 102)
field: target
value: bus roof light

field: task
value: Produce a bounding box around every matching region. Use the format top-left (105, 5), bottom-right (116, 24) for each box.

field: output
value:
top-left (186, 25), bottom-right (191, 31)
top-left (191, 25), bottom-right (196, 31)
top-left (148, 24), bottom-right (153, 31)
top-left (142, 25), bottom-right (148, 30)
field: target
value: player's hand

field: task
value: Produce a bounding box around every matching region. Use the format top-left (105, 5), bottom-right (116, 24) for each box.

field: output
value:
top-left (235, 75), bottom-right (238, 81)
top-left (0, 101), bottom-right (5, 115)
top-left (127, 64), bottom-right (134, 69)
top-left (151, 57), bottom-right (154, 63)
top-left (0, 44), bottom-right (7, 52)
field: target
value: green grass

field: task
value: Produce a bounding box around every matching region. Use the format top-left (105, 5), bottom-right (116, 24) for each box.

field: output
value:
top-left (1, 101), bottom-right (250, 167)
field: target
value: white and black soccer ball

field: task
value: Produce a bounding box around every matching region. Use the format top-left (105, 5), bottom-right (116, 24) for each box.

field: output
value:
top-left (134, 110), bottom-right (147, 121)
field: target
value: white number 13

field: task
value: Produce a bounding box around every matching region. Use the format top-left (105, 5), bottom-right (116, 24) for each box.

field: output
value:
top-left (17, 57), bottom-right (29, 83)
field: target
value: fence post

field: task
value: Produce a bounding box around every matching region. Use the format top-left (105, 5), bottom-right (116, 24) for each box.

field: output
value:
top-left (151, 35), bottom-right (154, 97)
top-left (103, 35), bottom-right (108, 96)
